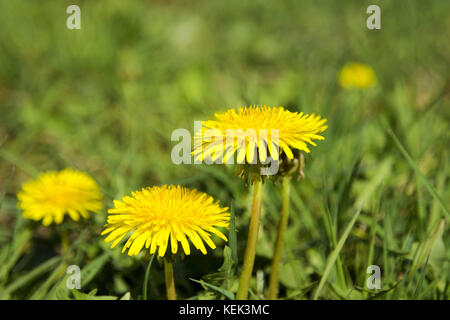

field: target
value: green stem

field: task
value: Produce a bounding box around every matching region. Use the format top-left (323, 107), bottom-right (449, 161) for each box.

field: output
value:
top-left (143, 254), bottom-right (155, 300)
top-left (60, 229), bottom-right (69, 254)
top-left (164, 260), bottom-right (177, 300)
top-left (236, 179), bottom-right (263, 300)
top-left (268, 176), bottom-right (291, 300)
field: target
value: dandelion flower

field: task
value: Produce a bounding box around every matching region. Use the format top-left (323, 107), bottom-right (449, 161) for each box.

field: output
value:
top-left (338, 62), bottom-right (376, 89)
top-left (102, 185), bottom-right (230, 257)
top-left (194, 105), bottom-right (327, 164)
top-left (192, 105), bottom-right (327, 299)
top-left (17, 168), bottom-right (103, 226)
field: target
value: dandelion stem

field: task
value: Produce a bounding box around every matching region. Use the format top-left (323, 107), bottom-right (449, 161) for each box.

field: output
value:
top-left (268, 176), bottom-right (291, 299)
top-left (236, 179), bottom-right (263, 300)
top-left (60, 229), bottom-right (69, 254)
top-left (164, 260), bottom-right (177, 300)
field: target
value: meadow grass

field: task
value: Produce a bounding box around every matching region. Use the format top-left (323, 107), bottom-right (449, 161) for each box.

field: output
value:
top-left (0, 0), bottom-right (448, 299)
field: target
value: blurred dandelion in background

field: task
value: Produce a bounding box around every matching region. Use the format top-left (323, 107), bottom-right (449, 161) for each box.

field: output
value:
top-left (17, 168), bottom-right (103, 226)
top-left (338, 62), bottom-right (376, 89)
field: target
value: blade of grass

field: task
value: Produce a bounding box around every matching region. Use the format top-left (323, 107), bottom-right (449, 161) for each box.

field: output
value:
top-left (0, 220), bottom-right (32, 285)
top-left (364, 186), bottom-right (383, 297)
top-left (321, 202), bottom-right (347, 294)
top-left (313, 208), bottom-right (361, 300)
top-left (382, 209), bottom-right (391, 298)
top-left (413, 255), bottom-right (430, 299)
top-left (0, 165), bottom-right (15, 212)
top-left (229, 202), bottom-right (238, 267)
top-left (367, 186), bottom-right (384, 268)
top-left (388, 128), bottom-right (449, 221)
top-left (189, 278), bottom-right (235, 300)
top-left (407, 219), bottom-right (445, 286)
top-left (248, 288), bottom-right (260, 300)
top-left (30, 261), bottom-right (68, 300)
top-left (143, 254), bottom-right (155, 300)
top-left (0, 256), bottom-right (61, 298)
top-left (80, 252), bottom-right (110, 288)
top-left (0, 149), bottom-right (40, 177)
top-left (290, 187), bottom-right (318, 238)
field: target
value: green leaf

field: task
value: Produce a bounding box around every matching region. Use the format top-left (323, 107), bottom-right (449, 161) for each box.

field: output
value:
top-left (80, 252), bottom-right (110, 288)
top-left (0, 223), bottom-right (32, 284)
top-left (120, 291), bottom-right (131, 300)
top-left (46, 270), bottom-right (71, 300)
top-left (30, 262), bottom-right (67, 300)
top-left (189, 278), bottom-right (235, 300)
top-left (71, 289), bottom-right (118, 300)
top-left (56, 287), bottom-right (70, 300)
top-left (201, 246), bottom-right (236, 294)
top-left (0, 256), bottom-right (61, 298)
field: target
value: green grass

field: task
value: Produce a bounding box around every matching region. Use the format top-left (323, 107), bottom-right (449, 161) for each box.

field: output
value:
top-left (0, 0), bottom-right (449, 300)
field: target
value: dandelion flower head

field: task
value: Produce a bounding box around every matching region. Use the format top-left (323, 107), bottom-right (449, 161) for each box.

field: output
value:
top-left (17, 168), bottom-right (103, 226)
top-left (194, 105), bottom-right (327, 164)
top-left (338, 62), bottom-right (376, 89)
top-left (102, 185), bottom-right (230, 257)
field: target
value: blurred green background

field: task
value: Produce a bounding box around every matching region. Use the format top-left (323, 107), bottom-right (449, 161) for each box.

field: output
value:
top-left (0, 0), bottom-right (449, 299)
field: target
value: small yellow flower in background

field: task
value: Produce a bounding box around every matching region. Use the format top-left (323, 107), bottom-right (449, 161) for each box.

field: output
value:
top-left (17, 168), bottom-right (103, 226)
top-left (102, 185), bottom-right (230, 257)
top-left (194, 105), bottom-right (327, 163)
top-left (338, 62), bottom-right (376, 89)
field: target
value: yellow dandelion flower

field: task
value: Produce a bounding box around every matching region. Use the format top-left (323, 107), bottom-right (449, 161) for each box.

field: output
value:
top-left (338, 62), bottom-right (376, 89)
top-left (102, 185), bottom-right (230, 257)
top-left (193, 105), bottom-right (327, 163)
top-left (17, 168), bottom-right (103, 226)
